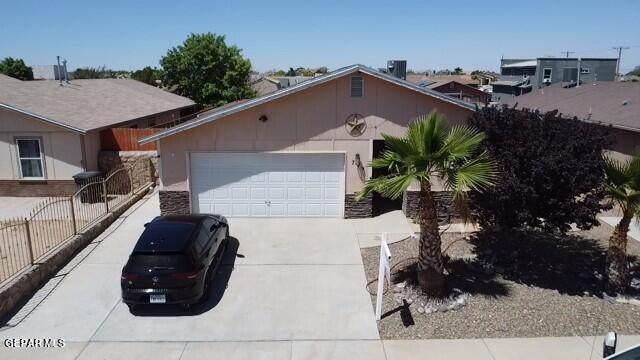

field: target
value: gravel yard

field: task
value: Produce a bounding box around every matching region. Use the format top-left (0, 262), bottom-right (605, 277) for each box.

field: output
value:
top-left (361, 224), bottom-right (640, 339)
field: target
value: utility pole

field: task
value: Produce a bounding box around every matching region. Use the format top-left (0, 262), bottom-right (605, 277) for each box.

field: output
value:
top-left (612, 46), bottom-right (630, 79)
top-left (561, 50), bottom-right (575, 58)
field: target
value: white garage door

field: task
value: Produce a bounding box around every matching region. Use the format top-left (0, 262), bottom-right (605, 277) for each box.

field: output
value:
top-left (190, 153), bottom-right (345, 217)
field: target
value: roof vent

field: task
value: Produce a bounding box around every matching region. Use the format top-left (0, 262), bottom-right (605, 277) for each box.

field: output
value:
top-left (622, 100), bottom-right (629, 106)
top-left (350, 76), bottom-right (363, 97)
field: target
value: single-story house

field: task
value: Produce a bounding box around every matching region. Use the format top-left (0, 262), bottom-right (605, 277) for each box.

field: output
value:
top-left (140, 64), bottom-right (476, 219)
top-left (506, 81), bottom-right (640, 159)
top-left (251, 76), bottom-right (314, 96)
top-left (0, 74), bottom-right (194, 196)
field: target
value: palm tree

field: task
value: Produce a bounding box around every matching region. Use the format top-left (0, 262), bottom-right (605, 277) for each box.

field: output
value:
top-left (358, 111), bottom-right (494, 296)
top-left (602, 152), bottom-right (640, 294)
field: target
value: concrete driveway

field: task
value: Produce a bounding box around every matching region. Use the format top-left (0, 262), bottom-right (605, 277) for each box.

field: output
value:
top-left (0, 192), bottom-right (380, 359)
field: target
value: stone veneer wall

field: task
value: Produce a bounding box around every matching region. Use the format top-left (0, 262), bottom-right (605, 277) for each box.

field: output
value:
top-left (159, 190), bottom-right (191, 215)
top-left (344, 193), bottom-right (373, 219)
top-left (98, 150), bottom-right (159, 181)
top-left (402, 191), bottom-right (457, 225)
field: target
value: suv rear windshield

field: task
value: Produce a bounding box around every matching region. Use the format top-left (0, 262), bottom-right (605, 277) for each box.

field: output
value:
top-left (134, 222), bottom-right (196, 253)
top-left (127, 254), bottom-right (194, 271)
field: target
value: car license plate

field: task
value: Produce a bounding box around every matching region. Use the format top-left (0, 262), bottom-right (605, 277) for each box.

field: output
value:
top-left (149, 294), bottom-right (166, 304)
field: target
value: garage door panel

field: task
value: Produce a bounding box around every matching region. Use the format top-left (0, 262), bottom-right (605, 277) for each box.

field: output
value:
top-left (250, 203), bottom-right (268, 216)
top-left (251, 188), bottom-right (266, 200)
top-left (269, 203), bottom-right (286, 216)
top-left (324, 204), bottom-right (341, 217)
top-left (190, 153), bottom-right (344, 217)
top-left (324, 187), bottom-right (341, 200)
top-left (287, 187), bottom-right (304, 200)
top-left (269, 187), bottom-right (286, 200)
top-left (306, 187), bottom-right (322, 200)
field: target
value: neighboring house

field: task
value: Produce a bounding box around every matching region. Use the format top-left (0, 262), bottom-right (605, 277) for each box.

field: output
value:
top-left (139, 64), bottom-right (476, 219)
top-left (0, 74), bottom-right (194, 196)
top-left (406, 74), bottom-right (480, 88)
top-left (493, 57), bottom-right (618, 103)
top-left (409, 78), bottom-right (489, 105)
top-left (251, 76), bottom-right (314, 96)
top-left (506, 81), bottom-right (640, 158)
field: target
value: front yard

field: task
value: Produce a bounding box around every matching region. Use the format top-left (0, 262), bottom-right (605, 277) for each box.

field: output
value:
top-left (362, 224), bottom-right (640, 339)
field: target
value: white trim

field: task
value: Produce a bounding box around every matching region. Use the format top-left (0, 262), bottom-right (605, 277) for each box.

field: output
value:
top-left (542, 68), bottom-right (553, 80)
top-left (1, 102), bottom-right (86, 134)
top-left (139, 64), bottom-right (476, 144)
top-left (15, 137), bottom-right (46, 180)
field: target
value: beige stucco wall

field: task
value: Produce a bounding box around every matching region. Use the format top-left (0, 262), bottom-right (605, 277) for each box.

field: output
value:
top-left (0, 107), bottom-right (84, 180)
top-left (82, 130), bottom-right (101, 171)
top-left (158, 73), bottom-right (473, 194)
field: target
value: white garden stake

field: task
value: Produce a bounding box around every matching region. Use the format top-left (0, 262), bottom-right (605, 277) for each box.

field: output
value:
top-left (375, 232), bottom-right (392, 320)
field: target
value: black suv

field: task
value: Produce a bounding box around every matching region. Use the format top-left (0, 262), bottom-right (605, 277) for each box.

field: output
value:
top-left (121, 214), bottom-right (229, 308)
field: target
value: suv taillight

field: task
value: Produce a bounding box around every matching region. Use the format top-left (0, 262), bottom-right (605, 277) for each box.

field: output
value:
top-left (171, 270), bottom-right (199, 280)
top-left (121, 272), bottom-right (139, 281)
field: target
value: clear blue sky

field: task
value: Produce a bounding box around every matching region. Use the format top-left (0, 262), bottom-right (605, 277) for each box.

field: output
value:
top-left (1, 0), bottom-right (639, 73)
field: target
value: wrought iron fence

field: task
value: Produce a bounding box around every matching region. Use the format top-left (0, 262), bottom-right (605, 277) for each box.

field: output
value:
top-left (0, 158), bottom-right (153, 284)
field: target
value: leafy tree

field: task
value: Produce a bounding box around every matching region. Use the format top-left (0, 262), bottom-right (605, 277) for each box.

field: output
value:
top-left (274, 69), bottom-right (286, 76)
top-left (131, 66), bottom-right (162, 86)
top-left (469, 106), bottom-right (611, 232)
top-left (626, 65), bottom-right (640, 77)
top-left (0, 57), bottom-right (33, 80)
top-left (160, 33), bottom-right (255, 107)
top-left (285, 67), bottom-right (297, 76)
top-left (316, 66), bottom-right (328, 74)
top-left (359, 112), bottom-right (494, 296)
top-left (602, 153), bottom-right (640, 293)
top-left (453, 67), bottom-right (464, 75)
top-left (72, 66), bottom-right (127, 79)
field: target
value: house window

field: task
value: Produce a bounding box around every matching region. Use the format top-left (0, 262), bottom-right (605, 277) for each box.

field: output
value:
top-left (16, 138), bottom-right (44, 179)
top-left (350, 76), bottom-right (363, 97)
top-left (581, 68), bottom-right (590, 74)
top-left (543, 68), bottom-right (552, 81)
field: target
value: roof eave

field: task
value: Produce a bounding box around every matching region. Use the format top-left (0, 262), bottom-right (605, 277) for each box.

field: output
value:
top-left (0, 102), bottom-right (87, 134)
top-left (140, 64), bottom-right (476, 145)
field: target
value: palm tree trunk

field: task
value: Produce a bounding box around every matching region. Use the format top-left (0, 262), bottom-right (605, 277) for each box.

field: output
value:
top-left (606, 211), bottom-right (632, 294)
top-left (417, 181), bottom-right (446, 297)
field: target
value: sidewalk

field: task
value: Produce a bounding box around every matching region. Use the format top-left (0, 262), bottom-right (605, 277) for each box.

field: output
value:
top-left (2, 335), bottom-right (639, 359)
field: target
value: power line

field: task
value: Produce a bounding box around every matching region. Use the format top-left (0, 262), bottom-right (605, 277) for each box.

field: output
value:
top-left (612, 46), bottom-right (630, 78)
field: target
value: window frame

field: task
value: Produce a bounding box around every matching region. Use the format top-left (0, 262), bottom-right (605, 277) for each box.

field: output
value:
top-left (580, 67), bottom-right (590, 74)
top-left (542, 68), bottom-right (553, 80)
top-left (350, 75), bottom-right (364, 98)
top-left (15, 137), bottom-right (46, 180)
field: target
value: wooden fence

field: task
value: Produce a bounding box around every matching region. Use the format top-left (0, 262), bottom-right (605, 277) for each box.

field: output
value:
top-left (100, 128), bottom-right (159, 151)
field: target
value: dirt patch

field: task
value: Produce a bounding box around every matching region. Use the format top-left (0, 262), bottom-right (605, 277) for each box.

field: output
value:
top-left (361, 225), bottom-right (640, 339)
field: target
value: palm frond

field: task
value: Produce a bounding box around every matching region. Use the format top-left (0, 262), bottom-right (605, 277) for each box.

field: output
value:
top-left (408, 112), bottom-right (446, 156)
top-left (441, 125), bottom-right (486, 160)
top-left (603, 156), bottom-right (632, 187)
top-left (357, 173), bottom-right (417, 200)
top-left (381, 133), bottom-right (415, 159)
top-left (444, 151), bottom-right (495, 193)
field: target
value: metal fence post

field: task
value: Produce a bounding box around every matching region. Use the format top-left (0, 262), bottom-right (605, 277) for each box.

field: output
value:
top-left (69, 197), bottom-right (77, 234)
top-left (103, 180), bottom-right (109, 213)
top-left (24, 219), bottom-right (35, 265)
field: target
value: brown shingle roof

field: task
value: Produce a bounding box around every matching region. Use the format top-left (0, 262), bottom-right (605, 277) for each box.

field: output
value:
top-left (506, 82), bottom-right (640, 132)
top-left (0, 74), bottom-right (194, 132)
